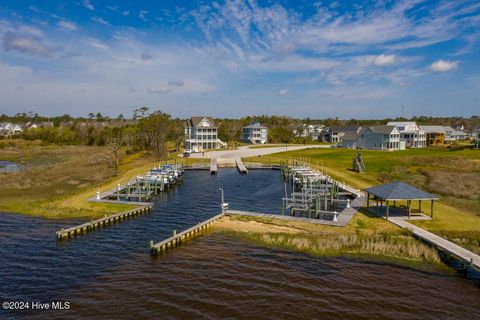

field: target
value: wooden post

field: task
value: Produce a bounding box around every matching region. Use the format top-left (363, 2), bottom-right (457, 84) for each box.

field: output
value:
top-left (431, 199), bottom-right (434, 218)
top-left (386, 201), bottom-right (389, 219)
top-left (408, 200), bottom-right (411, 219)
top-left (419, 199), bottom-right (422, 212)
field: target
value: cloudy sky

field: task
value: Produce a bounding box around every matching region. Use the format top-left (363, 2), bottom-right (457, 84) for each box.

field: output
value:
top-left (1, 0), bottom-right (479, 118)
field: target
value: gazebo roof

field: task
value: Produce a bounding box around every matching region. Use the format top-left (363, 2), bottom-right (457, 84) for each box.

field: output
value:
top-left (365, 181), bottom-right (439, 201)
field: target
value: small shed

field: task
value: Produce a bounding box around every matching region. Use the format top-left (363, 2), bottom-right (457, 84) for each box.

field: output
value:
top-left (365, 181), bottom-right (439, 219)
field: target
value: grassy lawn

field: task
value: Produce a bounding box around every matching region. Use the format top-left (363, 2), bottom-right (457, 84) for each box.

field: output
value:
top-left (0, 140), bottom-right (202, 219)
top-left (245, 146), bottom-right (480, 254)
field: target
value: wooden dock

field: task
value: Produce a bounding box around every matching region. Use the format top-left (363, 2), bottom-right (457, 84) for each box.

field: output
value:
top-left (388, 217), bottom-right (480, 271)
top-left (235, 157), bottom-right (248, 174)
top-left (56, 205), bottom-right (152, 240)
top-left (210, 158), bottom-right (218, 174)
top-left (150, 213), bottom-right (224, 254)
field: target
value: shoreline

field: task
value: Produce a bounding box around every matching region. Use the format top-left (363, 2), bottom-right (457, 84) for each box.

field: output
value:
top-left (213, 215), bottom-right (451, 272)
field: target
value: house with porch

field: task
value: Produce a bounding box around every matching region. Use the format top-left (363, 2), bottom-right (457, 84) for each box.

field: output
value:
top-left (184, 117), bottom-right (226, 152)
top-left (342, 125), bottom-right (403, 150)
top-left (386, 121), bottom-right (426, 148)
top-left (242, 122), bottom-right (268, 144)
top-left (321, 126), bottom-right (362, 143)
top-left (419, 125), bottom-right (445, 146)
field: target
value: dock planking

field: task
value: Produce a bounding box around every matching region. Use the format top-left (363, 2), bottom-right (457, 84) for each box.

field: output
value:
top-left (210, 158), bottom-right (218, 174)
top-left (387, 217), bottom-right (480, 271)
top-left (150, 213), bottom-right (224, 254)
top-left (56, 205), bottom-right (152, 241)
top-left (235, 157), bottom-right (248, 174)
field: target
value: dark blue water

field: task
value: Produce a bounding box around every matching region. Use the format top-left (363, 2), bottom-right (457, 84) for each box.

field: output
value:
top-left (1, 169), bottom-right (479, 319)
top-left (0, 160), bottom-right (20, 173)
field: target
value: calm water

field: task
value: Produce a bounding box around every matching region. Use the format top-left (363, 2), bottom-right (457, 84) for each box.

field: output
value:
top-left (0, 169), bottom-right (479, 320)
top-left (0, 160), bottom-right (20, 173)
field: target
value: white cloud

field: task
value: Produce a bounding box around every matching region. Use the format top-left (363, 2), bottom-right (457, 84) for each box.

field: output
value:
top-left (139, 10), bottom-right (148, 22)
top-left (58, 20), bottom-right (77, 31)
top-left (429, 59), bottom-right (459, 72)
top-left (373, 54), bottom-right (396, 66)
top-left (91, 17), bottom-right (110, 26)
top-left (3, 32), bottom-right (56, 57)
top-left (83, 0), bottom-right (94, 11)
top-left (168, 80), bottom-right (185, 87)
top-left (277, 89), bottom-right (289, 96)
top-left (147, 87), bottom-right (170, 94)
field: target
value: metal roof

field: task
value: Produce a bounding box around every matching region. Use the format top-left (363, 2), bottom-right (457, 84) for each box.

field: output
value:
top-left (365, 181), bottom-right (439, 200)
top-left (244, 122), bottom-right (267, 129)
top-left (369, 125), bottom-right (398, 134)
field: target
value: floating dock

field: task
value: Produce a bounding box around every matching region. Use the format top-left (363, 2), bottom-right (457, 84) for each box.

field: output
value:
top-left (235, 157), bottom-right (248, 174)
top-left (56, 205), bottom-right (152, 240)
top-left (150, 213), bottom-right (224, 254)
top-left (210, 158), bottom-right (218, 174)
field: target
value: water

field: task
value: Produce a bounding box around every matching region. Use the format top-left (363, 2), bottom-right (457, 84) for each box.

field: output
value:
top-left (0, 169), bottom-right (479, 319)
top-left (0, 160), bottom-right (20, 173)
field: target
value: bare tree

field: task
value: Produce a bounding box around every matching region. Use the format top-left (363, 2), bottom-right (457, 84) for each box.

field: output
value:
top-left (107, 137), bottom-right (121, 175)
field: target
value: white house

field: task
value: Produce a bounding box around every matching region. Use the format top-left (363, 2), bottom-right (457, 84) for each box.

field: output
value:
top-left (184, 117), bottom-right (226, 151)
top-left (242, 123), bottom-right (268, 144)
top-left (342, 125), bottom-right (404, 150)
top-left (0, 122), bottom-right (23, 136)
top-left (386, 121), bottom-right (426, 148)
top-left (443, 126), bottom-right (466, 142)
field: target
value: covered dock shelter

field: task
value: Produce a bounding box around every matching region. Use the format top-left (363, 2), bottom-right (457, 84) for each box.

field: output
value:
top-left (365, 181), bottom-right (439, 219)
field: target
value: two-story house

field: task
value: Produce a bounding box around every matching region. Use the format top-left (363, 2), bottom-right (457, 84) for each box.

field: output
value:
top-left (386, 121), bottom-right (426, 148)
top-left (342, 125), bottom-right (403, 150)
top-left (242, 123), bottom-right (268, 144)
top-left (184, 117), bottom-right (226, 151)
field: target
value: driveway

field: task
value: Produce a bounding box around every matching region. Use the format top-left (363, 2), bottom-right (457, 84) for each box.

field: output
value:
top-left (189, 144), bottom-right (331, 159)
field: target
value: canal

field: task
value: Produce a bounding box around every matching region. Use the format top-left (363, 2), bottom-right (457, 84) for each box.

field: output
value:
top-left (0, 169), bottom-right (479, 319)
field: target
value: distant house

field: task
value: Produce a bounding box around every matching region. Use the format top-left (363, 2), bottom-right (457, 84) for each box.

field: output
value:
top-left (242, 123), bottom-right (268, 144)
top-left (443, 126), bottom-right (466, 142)
top-left (24, 121), bottom-right (54, 130)
top-left (294, 124), bottom-right (325, 138)
top-left (419, 125), bottom-right (445, 146)
top-left (342, 125), bottom-right (403, 150)
top-left (321, 126), bottom-right (362, 143)
top-left (0, 122), bottom-right (23, 136)
top-left (387, 121), bottom-right (426, 148)
top-left (184, 116), bottom-right (226, 151)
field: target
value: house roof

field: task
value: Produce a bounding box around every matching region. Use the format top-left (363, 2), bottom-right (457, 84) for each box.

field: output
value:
top-left (365, 181), bottom-right (439, 200)
top-left (329, 126), bottom-right (361, 133)
top-left (188, 116), bottom-right (216, 127)
top-left (244, 122), bottom-right (267, 129)
top-left (369, 125), bottom-right (398, 134)
top-left (419, 125), bottom-right (446, 133)
top-left (387, 121), bottom-right (416, 127)
top-left (342, 132), bottom-right (360, 141)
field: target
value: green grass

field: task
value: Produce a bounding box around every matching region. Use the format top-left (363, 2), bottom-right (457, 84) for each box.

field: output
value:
top-left (244, 146), bottom-right (480, 254)
top-left (0, 140), bottom-right (199, 219)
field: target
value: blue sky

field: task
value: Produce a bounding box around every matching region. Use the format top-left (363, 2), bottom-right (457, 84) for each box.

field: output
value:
top-left (0, 0), bottom-right (479, 119)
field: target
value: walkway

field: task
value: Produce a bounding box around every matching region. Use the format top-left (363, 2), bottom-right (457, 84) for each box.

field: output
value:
top-left (388, 217), bottom-right (480, 271)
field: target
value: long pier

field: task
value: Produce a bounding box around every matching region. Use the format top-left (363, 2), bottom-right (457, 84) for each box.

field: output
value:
top-left (150, 213), bottom-right (224, 254)
top-left (388, 217), bottom-right (480, 271)
top-left (56, 205), bottom-right (152, 240)
top-left (235, 157), bottom-right (248, 174)
top-left (210, 158), bottom-right (218, 174)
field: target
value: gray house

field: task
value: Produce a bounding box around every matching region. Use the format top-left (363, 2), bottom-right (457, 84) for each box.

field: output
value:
top-left (321, 126), bottom-right (362, 143)
top-left (242, 122), bottom-right (268, 144)
top-left (342, 125), bottom-right (403, 150)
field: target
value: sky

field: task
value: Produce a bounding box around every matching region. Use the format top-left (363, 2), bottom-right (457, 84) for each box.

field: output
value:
top-left (0, 0), bottom-right (479, 119)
